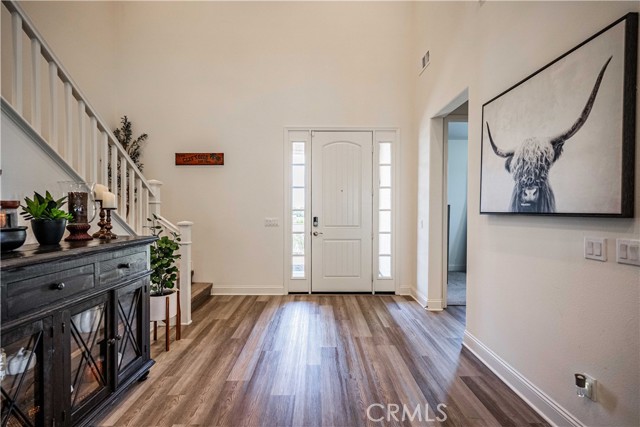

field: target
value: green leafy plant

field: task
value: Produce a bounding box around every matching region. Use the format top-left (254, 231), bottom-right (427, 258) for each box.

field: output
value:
top-left (145, 214), bottom-right (181, 296)
top-left (20, 191), bottom-right (73, 221)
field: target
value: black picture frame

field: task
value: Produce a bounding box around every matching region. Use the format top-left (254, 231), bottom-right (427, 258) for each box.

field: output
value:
top-left (480, 13), bottom-right (637, 217)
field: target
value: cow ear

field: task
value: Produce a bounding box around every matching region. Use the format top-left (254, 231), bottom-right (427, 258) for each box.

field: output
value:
top-left (505, 156), bottom-right (513, 173)
top-left (553, 142), bottom-right (565, 162)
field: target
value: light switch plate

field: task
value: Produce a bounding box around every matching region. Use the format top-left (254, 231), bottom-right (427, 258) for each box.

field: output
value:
top-left (584, 237), bottom-right (607, 262)
top-left (264, 218), bottom-right (279, 227)
top-left (616, 239), bottom-right (640, 266)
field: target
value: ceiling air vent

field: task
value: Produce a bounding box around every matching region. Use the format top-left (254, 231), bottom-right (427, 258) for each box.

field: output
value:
top-left (419, 51), bottom-right (430, 76)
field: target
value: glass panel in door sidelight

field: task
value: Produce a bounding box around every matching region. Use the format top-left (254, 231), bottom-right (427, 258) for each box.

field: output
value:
top-left (69, 302), bottom-right (108, 412)
top-left (0, 324), bottom-right (45, 427)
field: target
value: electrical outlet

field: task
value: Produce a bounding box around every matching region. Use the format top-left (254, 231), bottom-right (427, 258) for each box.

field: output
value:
top-left (584, 237), bottom-right (606, 262)
top-left (575, 373), bottom-right (597, 402)
top-left (616, 239), bottom-right (640, 266)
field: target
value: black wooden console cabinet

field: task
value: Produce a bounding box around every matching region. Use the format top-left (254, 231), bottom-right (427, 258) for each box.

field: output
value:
top-left (1, 236), bottom-right (156, 427)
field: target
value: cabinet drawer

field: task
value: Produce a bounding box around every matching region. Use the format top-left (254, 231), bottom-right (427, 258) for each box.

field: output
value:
top-left (99, 250), bottom-right (148, 286)
top-left (5, 264), bottom-right (95, 320)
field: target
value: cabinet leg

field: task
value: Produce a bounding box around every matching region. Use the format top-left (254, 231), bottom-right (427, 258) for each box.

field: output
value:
top-left (153, 321), bottom-right (157, 341)
top-left (165, 295), bottom-right (170, 351)
top-left (138, 370), bottom-right (150, 382)
top-left (176, 290), bottom-right (181, 341)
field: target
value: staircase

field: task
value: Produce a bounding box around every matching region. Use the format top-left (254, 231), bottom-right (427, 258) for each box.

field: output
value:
top-left (0, 0), bottom-right (209, 323)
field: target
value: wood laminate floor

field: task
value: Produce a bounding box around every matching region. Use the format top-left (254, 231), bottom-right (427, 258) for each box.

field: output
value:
top-left (97, 295), bottom-right (549, 427)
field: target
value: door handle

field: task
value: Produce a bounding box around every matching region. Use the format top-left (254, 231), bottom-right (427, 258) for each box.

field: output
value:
top-left (313, 231), bottom-right (324, 236)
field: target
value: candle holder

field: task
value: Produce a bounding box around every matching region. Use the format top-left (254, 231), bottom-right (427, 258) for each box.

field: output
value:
top-left (99, 208), bottom-right (118, 240)
top-left (92, 201), bottom-right (107, 239)
top-left (60, 181), bottom-right (96, 241)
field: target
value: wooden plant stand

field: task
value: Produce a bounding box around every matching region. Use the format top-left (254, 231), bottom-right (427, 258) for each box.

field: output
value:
top-left (152, 290), bottom-right (181, 351)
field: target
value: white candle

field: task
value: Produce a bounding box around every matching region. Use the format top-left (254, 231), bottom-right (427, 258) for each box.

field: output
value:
top-left (94, 184), bottom-right (109, 201)
top-left (101, 191), bottom-right (117, 209)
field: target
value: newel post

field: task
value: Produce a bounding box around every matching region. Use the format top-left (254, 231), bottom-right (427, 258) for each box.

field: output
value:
top-left (147, 179), bottom-right (163, 220)
top-left (177, 221), bottom-right (193, 325)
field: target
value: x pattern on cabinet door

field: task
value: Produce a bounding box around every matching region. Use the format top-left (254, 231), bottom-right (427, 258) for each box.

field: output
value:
top-left (1, 332), bottom-right (42, 427)
top-left (117, 289), bottom-right (142, 371)
top-left (70, 306), bottom-right (107, 410)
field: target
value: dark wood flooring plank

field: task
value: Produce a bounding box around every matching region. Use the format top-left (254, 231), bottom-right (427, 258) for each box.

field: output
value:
top-left (95, 295), bottom-right (549, 427)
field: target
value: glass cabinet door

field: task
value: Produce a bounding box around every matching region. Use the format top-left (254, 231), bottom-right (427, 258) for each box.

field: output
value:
top-left (1, 319), bottom-right (51, 427)
top-left (115, 279), bottom-right (147, 384)
top-left (66, 295), bottom-right (111, 424)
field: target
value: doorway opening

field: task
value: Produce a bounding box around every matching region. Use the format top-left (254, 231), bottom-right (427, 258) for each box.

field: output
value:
top-left (444, 104), bottom-right (468, 306)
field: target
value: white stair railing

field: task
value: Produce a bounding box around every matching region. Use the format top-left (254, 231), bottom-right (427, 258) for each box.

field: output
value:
top-left (1, 0), bottom-right (194, 325)
top-left (2, 0), bottom-right (149, 234)
top-left (148, 180), bottom-right (193, 325)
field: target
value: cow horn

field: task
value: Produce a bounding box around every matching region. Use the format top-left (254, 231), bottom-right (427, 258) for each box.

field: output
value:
top-left (486, 122), bottom-right (514, 158)
top-left (550, 56), bottom-right (612, 154)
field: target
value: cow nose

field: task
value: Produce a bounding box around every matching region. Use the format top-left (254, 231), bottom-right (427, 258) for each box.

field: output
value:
top-left (523, 187), bottom-right (538, 202)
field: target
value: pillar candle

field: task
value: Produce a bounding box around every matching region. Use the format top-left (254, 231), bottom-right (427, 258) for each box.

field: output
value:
top-left (94, 184), bottom-right (109, 201)
top-left (101, 191), bottom-right (117, 209)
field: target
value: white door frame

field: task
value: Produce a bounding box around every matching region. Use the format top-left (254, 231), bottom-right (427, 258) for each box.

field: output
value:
top-left (283, 127), bottom-right (400, 294)
top-left (442, 115), bottom-right (468, 308)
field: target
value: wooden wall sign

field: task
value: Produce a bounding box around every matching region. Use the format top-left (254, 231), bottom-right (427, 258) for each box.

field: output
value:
top-left (175, 153), bottom-right (224, 166)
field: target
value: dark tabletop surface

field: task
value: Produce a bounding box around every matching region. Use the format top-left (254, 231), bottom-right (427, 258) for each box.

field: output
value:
top-left (1, 236), bottom-right (156, 271)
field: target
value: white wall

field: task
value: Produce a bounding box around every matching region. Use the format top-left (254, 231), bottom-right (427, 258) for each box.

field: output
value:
top-left (414, 2), bottom-right (639, 426)
top-left (447, 135), bottom-right (468, 271)
top-left (113, 2), bottom-right (417, 292)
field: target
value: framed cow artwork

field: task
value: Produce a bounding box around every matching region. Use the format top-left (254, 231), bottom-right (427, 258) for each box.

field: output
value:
top-left (480, 13), bottom-right (637, 217)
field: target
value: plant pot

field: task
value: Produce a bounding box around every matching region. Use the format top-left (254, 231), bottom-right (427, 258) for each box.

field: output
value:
top-left (149, 290), bottom-right (178, 322)
top-left (31, 219), bottom-right (67, 245)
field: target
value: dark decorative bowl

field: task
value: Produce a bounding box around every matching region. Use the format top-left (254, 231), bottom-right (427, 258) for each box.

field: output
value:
top-left (1, 226), bottom-right (28, 252)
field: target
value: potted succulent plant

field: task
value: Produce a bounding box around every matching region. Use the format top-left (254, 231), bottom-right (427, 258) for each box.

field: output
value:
top-left (145, 214), bottom-right (181, 323)
top-left (20, 191), bottom-right (73, 245)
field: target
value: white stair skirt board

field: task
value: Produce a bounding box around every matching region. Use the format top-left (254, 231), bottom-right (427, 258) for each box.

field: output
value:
top-left (463, 331), bottom-right (584, 427)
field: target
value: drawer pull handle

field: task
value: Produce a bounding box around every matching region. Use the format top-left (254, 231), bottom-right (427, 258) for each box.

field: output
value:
top-left (118, 263), bottom-right (132, 269)
top-left (53, 282), bottom-right (65, 290)
top-left (116, 334), bottom-right (122, 341)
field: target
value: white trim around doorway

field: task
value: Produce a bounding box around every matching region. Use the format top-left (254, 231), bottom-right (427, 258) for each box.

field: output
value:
top-left (283, 127), bottom-right (400, 295)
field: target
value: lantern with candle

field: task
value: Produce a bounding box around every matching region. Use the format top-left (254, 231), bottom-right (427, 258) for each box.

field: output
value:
top-left (58, 181), bottom-right (97, 241)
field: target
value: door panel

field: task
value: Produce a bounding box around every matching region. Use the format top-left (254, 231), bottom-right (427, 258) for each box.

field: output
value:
top-left (311, 131), bottom-right (372, 292)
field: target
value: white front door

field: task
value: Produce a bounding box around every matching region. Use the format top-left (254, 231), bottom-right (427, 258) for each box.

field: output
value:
top-left (311, 131), bottom-right (373, 292)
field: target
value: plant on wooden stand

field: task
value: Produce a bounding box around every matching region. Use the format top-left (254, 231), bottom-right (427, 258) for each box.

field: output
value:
top-left (145, 214), bottom-right (181, 296)
top-left (145, 214), bottom-right (182, 349)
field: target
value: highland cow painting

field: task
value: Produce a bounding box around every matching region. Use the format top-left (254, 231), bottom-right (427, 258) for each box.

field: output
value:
top-left (480, 13), bottom-right (637, 217)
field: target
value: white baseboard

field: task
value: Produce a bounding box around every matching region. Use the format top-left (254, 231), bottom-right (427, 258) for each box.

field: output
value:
top-left (410, 287), bottom-right (428, 307)
top-left (397, 286), bottom-right (412, 296)
top-left (426, 298), bottom-right (444, 311)
top-left (210, 283), bottom-right (286, 295)
top-left (463, 331), bottom-right (583, 427)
